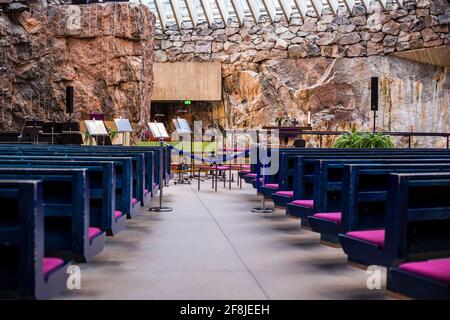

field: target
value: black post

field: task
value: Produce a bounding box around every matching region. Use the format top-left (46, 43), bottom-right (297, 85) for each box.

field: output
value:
top-left (149, 139), bottom-right (173, 212)
top-left (373, 110), bottom-right (377, 133)
top-left (371, 77), bottom-right (379, 133)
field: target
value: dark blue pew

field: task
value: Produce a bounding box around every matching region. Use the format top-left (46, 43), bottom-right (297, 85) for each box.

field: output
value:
top-left (0, 159), bottom-right (125, 236)
top-left (286, 155), bottom-right (450, 222)
top-left (0, 180), bottom-right (70, 299)
top-left (308, 162), bottom-right (450, 245)
top-left (339, 172), bottom-right (450, 270)
top-left (0, 168), bottom-right (105, 262)
top-left (0, 150), bottom-right (142, 217)
top-left (0, 155), bottom-right (133, 221)
top-left (251, 148), bottom-right (450, 191)
top-left (0, 144), bottom-right (171, 200)
top-left (260, 150), bottom-right (450, 210)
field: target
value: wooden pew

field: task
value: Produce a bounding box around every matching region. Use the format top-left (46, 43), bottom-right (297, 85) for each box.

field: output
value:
top-left (0, 159), bottom-right (125, 235)
top-left (0, 144), bottom-right (171, 200)
top-left (0, 168), bottom-right (105, 262)
top-left (307, 162), bottom-right (450, 245)
top-left (0, 155), bottom-right (133, 221)
top-left (0, 149), bottom-right (143, 217)
top-left (246, 148), bottom-right (450, 204)
top-left (285, 155), bottom-right (450, 221)
top-left (0, 180), bottom-right (70, 299)
top-left (339, 172), bottom-right (450, 271)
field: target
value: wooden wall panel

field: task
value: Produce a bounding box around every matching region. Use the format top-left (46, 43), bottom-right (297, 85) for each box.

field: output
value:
top-left (393, 45), bottom-right (450, 67)
top-left (152, 62), bottom-right (222, 101)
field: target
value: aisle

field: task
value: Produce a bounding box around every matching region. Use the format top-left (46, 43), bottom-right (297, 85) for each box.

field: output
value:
top-left (58, 182), bottom-right (388, 300)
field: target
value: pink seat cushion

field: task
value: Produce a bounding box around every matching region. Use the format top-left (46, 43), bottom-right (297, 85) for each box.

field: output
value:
top-left (290, 199), bottom-right (314, 208)
top-left (399, 258), bottom-right (450, 284)
top-left (313, 212), bottom-right (342, 224)
top-left (275, 191), bottom-right (293, 197)
top-left (43, 257), bottom-right (64, 276)
top-left (216, 166), bottom-right (230, 170)
top-left (264, 183), bottom-right (279, 189)
top-left (246, 173), bottom-right (257, 177)
top-left (132, 198), bottom-right (139, 206)
top-left (241, 164), bottom-right (251, 169)
top-left (346, 229), bottom-right (385, 248)
top-left (88, 227), bottom-right (102, 240)
top-left (114, 210), bottom-right (123, 219)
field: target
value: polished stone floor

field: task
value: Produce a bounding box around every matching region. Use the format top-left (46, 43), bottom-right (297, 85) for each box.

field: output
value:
top-left (58, 179), bottom-right (388, 300)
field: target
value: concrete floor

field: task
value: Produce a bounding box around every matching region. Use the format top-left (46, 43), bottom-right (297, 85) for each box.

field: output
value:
top-left (58, 179), bottom-right (389, 300)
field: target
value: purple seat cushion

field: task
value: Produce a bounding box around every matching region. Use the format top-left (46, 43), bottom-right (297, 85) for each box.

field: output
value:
top-left (290, 199), bottom-right (314, 208)
top-left (114, 210), bottom-right (123, 219)
top-left (43, 257), bottom-right (64, 276)
top-left (275, 190), bottom-right (293, 197)
top-left (264, 183), bottom-right (279, 189)
top-left (346, 229), bottom-right (385, 248)
top-left (132, 198), bottom-right (139, 206)
top-left (399, 258), bottom-right (450, 284)
top-left (246, 173), bottom-right (257, 177)
top-left (313, 212), bottom-right (342, 224)
top-left (88, 227), bottom-right (102, 240)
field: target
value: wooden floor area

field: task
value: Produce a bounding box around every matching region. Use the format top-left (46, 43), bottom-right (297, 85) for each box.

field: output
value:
top-left (57, 181), bottom-right (389, 300)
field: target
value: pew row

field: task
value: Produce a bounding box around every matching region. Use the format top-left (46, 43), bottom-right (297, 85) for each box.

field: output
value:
top-left (0, 180), bottom-right (70, 299)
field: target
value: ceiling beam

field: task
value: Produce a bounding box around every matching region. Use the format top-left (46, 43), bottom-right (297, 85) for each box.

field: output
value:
top-left (246, 0), bottom-right (261, 23)
top-left (293, 0), bottom-right (308, 20)
top-left (154, 0), bottom-right (168, 30)
top-left (326, 0), bottom-right (340, 15)
top-left (343, 0), bottom-right (355, 14)
top-left (215, 0), bottom-right (230, 26)
top-left (278, 0), bottom-right (293, 21)
top-left (310, 0), bottom-right (323, 17)
top-left (168, 0), bottom-right (183, 29)
top-left (360, 0), bottom-right (370, 13)
top-left (262, 0), bottom-right (277, 22)
top-left (185, 0), bottom-right (199, 27)
top-left (199, 0), bottom-right (215, 27)
top-left (230, 0), bottom-right (245, 26)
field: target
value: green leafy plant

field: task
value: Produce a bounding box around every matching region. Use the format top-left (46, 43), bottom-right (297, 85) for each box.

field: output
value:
top-left (107, 128), bottom-right (119, 139)
top-left (275, 116), bottom-right (287, 127)
top-left (333, 131), bottom-right (395, 149)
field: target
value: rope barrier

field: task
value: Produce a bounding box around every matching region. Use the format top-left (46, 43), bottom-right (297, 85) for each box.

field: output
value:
top-left (164, 143), bottom-right (255, 165)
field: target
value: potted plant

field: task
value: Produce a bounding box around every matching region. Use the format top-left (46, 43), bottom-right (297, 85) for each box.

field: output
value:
top-left (333, 130), bottom-right (395, 148)
top-left (275, 115), bottom-right (287, 127)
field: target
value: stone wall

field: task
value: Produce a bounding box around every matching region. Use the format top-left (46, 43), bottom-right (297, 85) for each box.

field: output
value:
top-left (0, 1), bottom-right (155, 133)
top-left (153, 0), bottom-right (450, 147)
top-left (155, 0), bottom-right (449, 63)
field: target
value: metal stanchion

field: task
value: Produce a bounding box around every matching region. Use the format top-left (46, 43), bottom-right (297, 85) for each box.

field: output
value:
top-left (251, 145), bottom-right (274, 213)
top-left (251, 196), bottom-right (274, 213)
top-left (149, 139), bottom-right (173, 212)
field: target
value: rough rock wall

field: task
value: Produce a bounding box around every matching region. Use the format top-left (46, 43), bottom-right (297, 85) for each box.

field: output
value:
top-left (227, 57), bottom-right (450, 147)
top-left (153, 0), bottom-right (450, 147)
top-left (0, 2), bottom-right (155, 133)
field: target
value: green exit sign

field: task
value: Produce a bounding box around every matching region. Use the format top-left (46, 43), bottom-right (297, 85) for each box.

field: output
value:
top-left (183, 100), bottom-right (191, 105)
